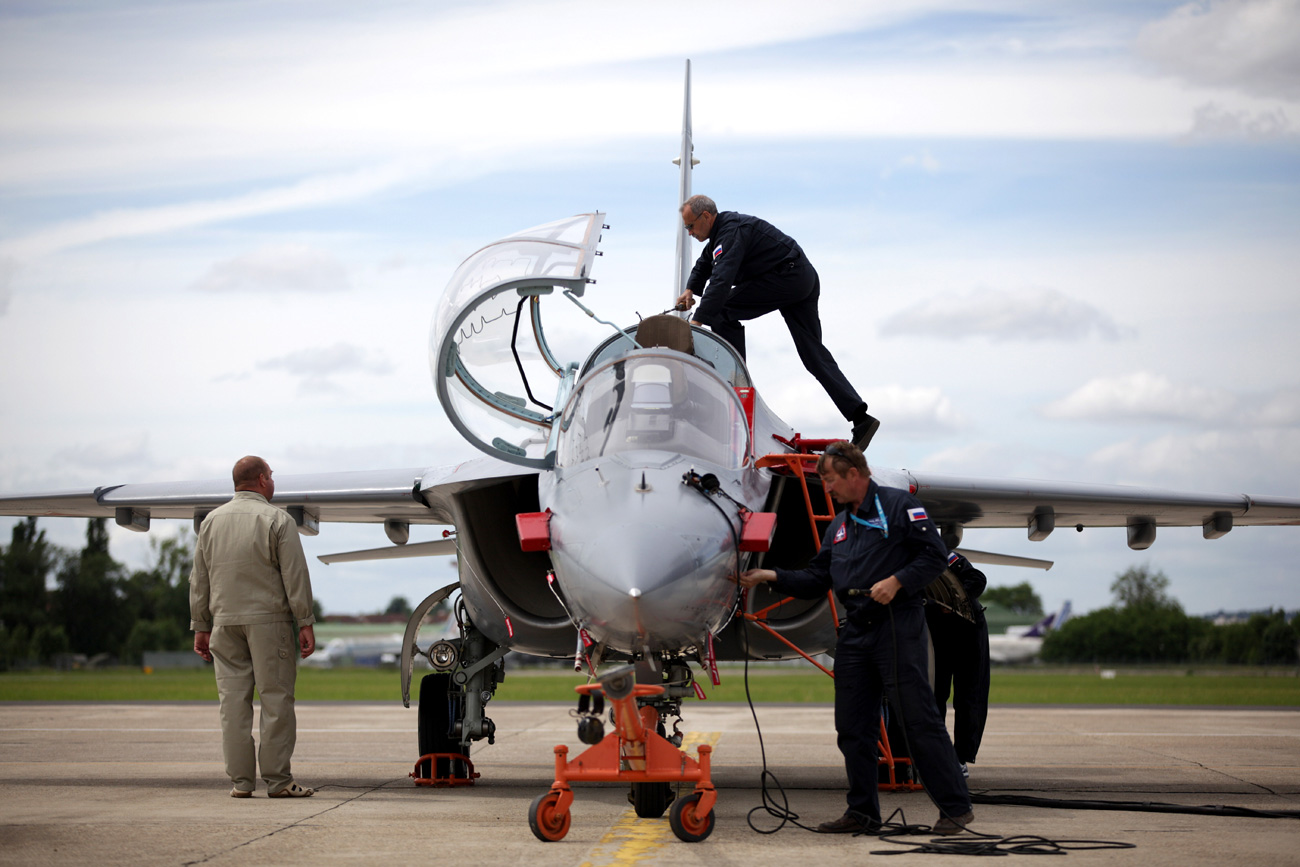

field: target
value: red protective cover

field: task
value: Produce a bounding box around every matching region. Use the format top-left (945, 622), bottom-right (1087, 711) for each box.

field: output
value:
top-left (516, 510), bottom-right (553, 552)
top-left (739, 511), bottom-right (777, 552)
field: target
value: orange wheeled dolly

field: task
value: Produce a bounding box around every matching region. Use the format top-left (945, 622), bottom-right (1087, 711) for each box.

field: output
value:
top-left (528, 666), bottom-right (717, 842)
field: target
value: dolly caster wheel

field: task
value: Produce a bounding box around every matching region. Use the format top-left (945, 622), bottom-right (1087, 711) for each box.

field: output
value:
top-left (669, 792), bottom-right (714, 842)
top-left (528, 791), bottom-right (571, 842)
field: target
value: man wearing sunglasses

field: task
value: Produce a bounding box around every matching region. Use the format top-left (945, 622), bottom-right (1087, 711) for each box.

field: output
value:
top-left (674, 194), bottom-right (880, 449)
top-left (736, 440), bottom-right (973, 835)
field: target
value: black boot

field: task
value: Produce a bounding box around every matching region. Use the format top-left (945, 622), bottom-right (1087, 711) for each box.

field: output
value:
top-left (850, 404), bottom-right (880, 450)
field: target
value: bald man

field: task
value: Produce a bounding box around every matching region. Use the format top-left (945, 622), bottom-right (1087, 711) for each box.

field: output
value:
top-left (191, 456), bottom-right (317, 798)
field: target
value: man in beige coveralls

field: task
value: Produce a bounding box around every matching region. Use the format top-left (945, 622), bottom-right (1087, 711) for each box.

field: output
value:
top-left (191, 456), bottom-right (317, 798)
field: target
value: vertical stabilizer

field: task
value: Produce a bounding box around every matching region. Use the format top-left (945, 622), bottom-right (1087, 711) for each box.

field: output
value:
top-left (671, 59), bottom-right (697, 306)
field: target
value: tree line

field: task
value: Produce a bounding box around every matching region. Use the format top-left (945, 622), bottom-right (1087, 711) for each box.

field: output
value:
top-left (1040, 566), bottom-right (1298, 665)
top-left (3, 519), bottom-right (1296, 669)
top-left (0, 517), bottom-right (199, 668)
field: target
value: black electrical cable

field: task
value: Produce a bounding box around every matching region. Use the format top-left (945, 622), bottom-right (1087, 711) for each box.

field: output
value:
top-left (970, 793), bottom-right (1300, 819)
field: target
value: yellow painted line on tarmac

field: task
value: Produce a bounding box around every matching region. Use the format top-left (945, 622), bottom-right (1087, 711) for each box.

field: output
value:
top-left (579, 731), bottom-right (721, 867)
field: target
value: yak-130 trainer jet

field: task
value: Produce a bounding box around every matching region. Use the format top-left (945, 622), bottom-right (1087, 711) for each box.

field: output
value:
top-left (3, 62), bottom-right (1299, 842)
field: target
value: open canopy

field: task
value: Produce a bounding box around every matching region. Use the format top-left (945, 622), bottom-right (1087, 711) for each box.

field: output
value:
top-left (429, 213), bottom-right (606, 469)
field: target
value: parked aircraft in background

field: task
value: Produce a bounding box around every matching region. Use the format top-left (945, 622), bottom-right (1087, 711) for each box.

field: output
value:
top-left (2, 63), bottom-right (1298, 832)
top-left (988, 602), bottom-right (1073, 664)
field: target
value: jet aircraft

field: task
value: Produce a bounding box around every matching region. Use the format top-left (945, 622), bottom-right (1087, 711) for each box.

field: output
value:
top-left (987, 602), bottom-right (1072, 664)
top-left (3, 61), bottom-right (1299, 836)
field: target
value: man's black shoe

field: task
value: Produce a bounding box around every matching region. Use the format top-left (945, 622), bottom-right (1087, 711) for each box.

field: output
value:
top-left (817, 811), bottom-right (880, 834)
top-left (932, 810), bottom-right (974, 835)
top-left (851, 414), bottom-right (881, 450)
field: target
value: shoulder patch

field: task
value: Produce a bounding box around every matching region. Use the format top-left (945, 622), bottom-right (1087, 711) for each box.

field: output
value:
top-left (947, 552), bottom-right (960, 566)
top-left (713, 243), bottom-right (724, 259)
top-left (907, 507), bottom-right (929, 522)
top-left (833, 523), bottom-right (847, 544)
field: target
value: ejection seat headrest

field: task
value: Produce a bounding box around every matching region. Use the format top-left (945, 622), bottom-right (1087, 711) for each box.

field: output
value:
top-left (634, 314), bottom-right (695, 356)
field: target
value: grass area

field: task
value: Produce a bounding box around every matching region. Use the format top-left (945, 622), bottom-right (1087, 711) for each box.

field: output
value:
top-left (1, 665), bottom-right (1297, 705)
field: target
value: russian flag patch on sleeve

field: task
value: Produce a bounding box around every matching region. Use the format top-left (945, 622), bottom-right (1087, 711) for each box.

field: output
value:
top-left (947, 552), bottom-right (960, 566)
top-left (713, 244), bottom-right (724, 259)
top-left (907, 507), bottom-right (929, 522)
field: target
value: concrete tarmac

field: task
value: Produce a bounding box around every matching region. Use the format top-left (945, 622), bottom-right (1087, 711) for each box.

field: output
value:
top-left (1, 701), bottom-right (1298, 866)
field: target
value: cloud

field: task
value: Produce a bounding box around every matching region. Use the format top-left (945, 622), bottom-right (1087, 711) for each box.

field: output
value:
top-left (871, 385), bottom-right (969, 434)
top-left (881, 148), bottom-right (941, 179)
top-left (0, 256), bottom-right (14, 315)
top-left (1136, 0), bottom-right (1300, 100)
top-left (1185, 101), bottom-right (1294, 141)
top-left (0, 160), bottom-right (432, 260)
top-left (255, 342), bottom-right (394, 394)
top-left (192, 244), bottom-right (351, 294)
top-left (1042, 374), bottom-right (1300, 427)
top-left (53, 433), bottom-right (151, 470)
top-left (1086, 427), bottom-right (1300, 492)
top-left (879, 288), bottom-right (1131, 342)
top-left (1042, 372), bottom-right (1236, 423)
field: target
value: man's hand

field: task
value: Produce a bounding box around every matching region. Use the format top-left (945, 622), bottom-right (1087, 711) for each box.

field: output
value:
top-left (734, 568), bottom-right (776, 589)
top-left (674, 289), bottom-right (695, 311)
top-left (299, 624), bottom-right (316, 659)
top-left (193, 631), bottom-right (212, 662)
top-left (869, 576), bottom-right (902, 605)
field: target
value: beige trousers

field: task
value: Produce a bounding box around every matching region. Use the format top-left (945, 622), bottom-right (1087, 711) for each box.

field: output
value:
top-left (210, 622), bottom-right (299, 793)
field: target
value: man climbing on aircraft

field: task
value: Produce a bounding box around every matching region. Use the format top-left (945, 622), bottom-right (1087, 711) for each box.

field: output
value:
top-left (736, 440), bottom-right (974, 835)
top-left (674, 195), bottom-right (880, 449)
top-left (191, 455), bottom-right (317, 799)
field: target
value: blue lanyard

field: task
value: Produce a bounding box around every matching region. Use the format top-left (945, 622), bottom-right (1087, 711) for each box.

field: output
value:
top-left (848, 494), bottom-right (888, 538)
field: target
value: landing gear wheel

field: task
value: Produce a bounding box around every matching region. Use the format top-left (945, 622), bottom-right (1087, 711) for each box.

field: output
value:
top-left (629, 781), bottom-right (674, 818)
top-left (528, 791), bottom-right (572, 842)
top-left (417, 673), bottom-right (469, 781)
top-left (668, 792), bottom-right (714, 842)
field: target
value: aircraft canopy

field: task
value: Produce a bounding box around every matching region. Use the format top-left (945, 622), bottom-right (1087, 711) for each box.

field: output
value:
top-left (554, 351), bottom-right (750, 470)
top-left (430, 213), bottom-right (605, 469)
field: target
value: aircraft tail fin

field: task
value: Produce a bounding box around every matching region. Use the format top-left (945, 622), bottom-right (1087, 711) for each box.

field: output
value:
top-left (671, 59), bottom-right (696, 307)
top-left (1023, 601), bottom-right (1072, 637)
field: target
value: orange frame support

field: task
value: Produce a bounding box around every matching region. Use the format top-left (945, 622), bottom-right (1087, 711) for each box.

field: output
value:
top-left (410, 752), bottom-right (479, 787)
top-left (538, 683), bottom-right (717, 839)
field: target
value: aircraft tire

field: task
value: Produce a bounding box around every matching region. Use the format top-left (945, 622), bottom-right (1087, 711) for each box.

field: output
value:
top-left (630, 781), bottom-right (673, 818)
top-left (528, 791), bottom-right (571, 842)
top-left (668, 792), bottom-right (714, 842)
top-left (417, 672), bottom-right (468, 780)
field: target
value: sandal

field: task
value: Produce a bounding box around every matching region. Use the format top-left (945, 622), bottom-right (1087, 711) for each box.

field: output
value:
top-left (268, 782), bottom-right (314, 798)
top-left (230, 787), bottom-right (253, 799)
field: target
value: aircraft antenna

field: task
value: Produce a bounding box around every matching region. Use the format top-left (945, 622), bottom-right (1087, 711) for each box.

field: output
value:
top-left (671, 59), bottom-right (698, 311)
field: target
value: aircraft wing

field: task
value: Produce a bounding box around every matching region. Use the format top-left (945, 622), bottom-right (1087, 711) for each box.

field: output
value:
top-left (909, 470), bottom-right (1300, 540)
top-left (0, 456), bottom-right (535, 529)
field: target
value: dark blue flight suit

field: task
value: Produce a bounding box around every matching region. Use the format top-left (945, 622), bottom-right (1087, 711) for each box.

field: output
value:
top-left (685, 211), bottom-right (864, 421)
top-left (772, 480), bottom-right (971, 825)
top-left (926, 552), bottom-right (991, 765)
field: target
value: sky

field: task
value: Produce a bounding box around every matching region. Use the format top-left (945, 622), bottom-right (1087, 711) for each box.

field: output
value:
top-left (1, 0), bottom-right (1298, 619)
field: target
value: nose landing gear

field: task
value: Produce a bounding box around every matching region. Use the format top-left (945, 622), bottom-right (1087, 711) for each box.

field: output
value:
top-left (528, 665), bottom-right (716, 843)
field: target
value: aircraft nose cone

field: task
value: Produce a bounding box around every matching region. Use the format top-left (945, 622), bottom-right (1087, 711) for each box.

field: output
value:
top-left (546, 480), bottom-right (739, 653)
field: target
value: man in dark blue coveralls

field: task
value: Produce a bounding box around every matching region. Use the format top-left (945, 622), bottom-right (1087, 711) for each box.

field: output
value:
top-left (674, 195), bottom-right (880, 449)
top-left (926, 552), bottom-right (991, 779)
top-left (737, 440), bottom-right (974, 835)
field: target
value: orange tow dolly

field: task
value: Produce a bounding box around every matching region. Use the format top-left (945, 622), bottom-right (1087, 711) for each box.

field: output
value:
top-left (529, 666), bottom-right (717, 843)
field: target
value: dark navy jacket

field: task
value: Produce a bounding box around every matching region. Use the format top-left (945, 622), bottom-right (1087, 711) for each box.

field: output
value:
top-left (772, 480), bottom-right (949, 628)
top-left (685, 211), bottom-right (803, 317)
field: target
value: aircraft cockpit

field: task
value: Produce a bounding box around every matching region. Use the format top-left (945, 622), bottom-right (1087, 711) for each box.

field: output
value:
top-left (554, 352), bottom-right (750, 470)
